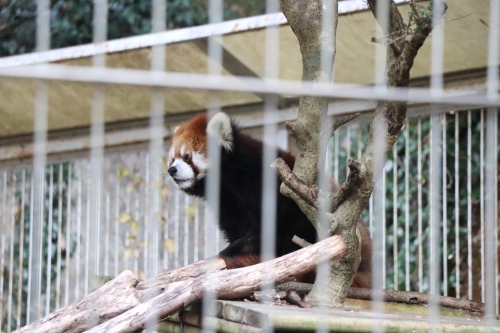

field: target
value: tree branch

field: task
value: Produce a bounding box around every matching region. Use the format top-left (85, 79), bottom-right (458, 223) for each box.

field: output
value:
top-left (331, 113), bottom-right (361, 136)
top-left (277, 283), bottom-right (487, 314)
top-left (271, 158), bottom-right (318, 208)
top-left (330, 159), bottom-right (363, 212)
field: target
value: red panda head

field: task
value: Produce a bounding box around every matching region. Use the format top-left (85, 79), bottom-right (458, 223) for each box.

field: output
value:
top-left (167, 112), bottom-right (233, 190)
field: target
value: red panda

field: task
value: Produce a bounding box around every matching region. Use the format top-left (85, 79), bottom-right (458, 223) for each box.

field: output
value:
top-left (168, 112), bottom-right (372, 288)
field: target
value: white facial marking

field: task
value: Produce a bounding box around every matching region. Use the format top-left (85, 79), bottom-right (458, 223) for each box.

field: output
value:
top-left (170, 159), bottom-right (195, 189)
top-left (180, 144), bottom-right (186, 156)
top-left (192, 152), bottom-right (209, 179)
top-left (206, 112), bottom-right (233, 151)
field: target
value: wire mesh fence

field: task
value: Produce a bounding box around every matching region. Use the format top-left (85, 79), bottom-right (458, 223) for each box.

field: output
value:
top-left (0, 108), bottom-right (498, 331)
top-left (0, 0), bottom-right (499, 332)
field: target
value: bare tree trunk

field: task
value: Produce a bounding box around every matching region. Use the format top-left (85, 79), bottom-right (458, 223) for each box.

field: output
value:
top-left (275, 0), bottom-right (448, 306)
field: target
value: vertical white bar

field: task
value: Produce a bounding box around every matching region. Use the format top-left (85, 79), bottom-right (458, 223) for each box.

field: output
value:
top-left (358, 125), bottom-right (363, 159)
top-left (346, 126), bottom-right (351, 180)
top-left (430, 2), bottom-right (444, 317)
top-left (404, 122), bottom-right (410, 291)
top-left (0, 171), bottom-right (7, 329)
top-left (45, 166), bottom-right (54, 316)
top-left (485, 0), bottom-right (499, 310)
top-left (16, 169), bottom-right (26, 330)
top-left (382, 169), bottom-right (386, 288)
top-left (28, 0), bottom-right (50, 322)
top-left (75, 162), bottom-right (82, 301)
top-left (316, 3), bottom-right (336, 331)
top-left (29, 83), bottom-right (48, 323)
top-left (204, 205), bottom-right (208, 259)
top-left (260, 1), bottom-right (280, 317)
top-left (442, 115), bottom-right (448, 297)
top-left (367, 6), bottom-right (385, 296)
top-left (484, 108), bottom-right (498, 325)
top-left (174, 190), bottom-right (179, 269)
top-left (148, 0), bottom-right (166, 283)
top-left (133, 182), bottom-right (140, 275)
top-left (480, 109), bottom-right (485, 303)
top-left (372, 116), bottom-right (387, 332)
top-left (27, 169), bottom-right (34, 321)
top-left (7, 171), bottom-right (18, 332)
top-left (467, 110), bottom-right (472, 300)
top-left (495, 110), bottom-right (499, 315)
top-left (194, 201), bottom-right (199, 263)
top-left (88, 1), bottom-right (108, 298)
top-left (487, 0), bottom-right (500, 100)
top-left (392, 143), bottom-right (398, 290)
top-left (202, 1), bottom-right (223, 331)
top-left (374, 0), bottom-right (388, 90)
top-left (184, 196), bottom-right (189, 267)
top-left (496, 116), bottom-right (499, 316)
top-left (84, 162), bottom-right (90, 296)
top-left (104, 160), bottom-right (110, 276)
top-left (430, 2), bottom-right (444, 97)
top-left (55, 164), bottom-right (63, 309)
top-left (114, 163), bottom-right (120, 277)
top-left (429, 114), bottom-right (442, 328)
top-left (454, 112), bottom-right (460, 298)
top-left (334, 132), bottom-right (339, 182)
top-left (64, 163), bottom-right (72, 306)
top-left (417, 117), bottom-right (423, 293)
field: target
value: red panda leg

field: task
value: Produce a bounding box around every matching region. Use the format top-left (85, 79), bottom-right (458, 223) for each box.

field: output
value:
top-left (218, 236), bottom-right (262, 269)
top-left (218, 224), bottom-right (372, 289)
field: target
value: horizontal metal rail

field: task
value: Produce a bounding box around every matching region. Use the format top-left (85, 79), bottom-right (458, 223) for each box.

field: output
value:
top-left (0, 64), bottom-right (498, 106)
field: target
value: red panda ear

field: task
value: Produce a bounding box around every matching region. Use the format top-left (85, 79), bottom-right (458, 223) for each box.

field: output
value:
top-left (207, 112), bottom-right (233, 151)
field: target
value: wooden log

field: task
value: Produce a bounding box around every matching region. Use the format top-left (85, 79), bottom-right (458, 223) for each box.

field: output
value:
top-left (14, 258), bottom-right (227, 333)
top-left (137, 257), bottom-right (227, 293)
top-left (14, 270), bottom-right (140, 333)
top-left (87, 235), bottom-right (347, 333)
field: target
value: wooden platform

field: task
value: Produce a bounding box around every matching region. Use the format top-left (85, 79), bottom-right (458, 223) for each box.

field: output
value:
top-left (155, 298), bottom-right (500, 333)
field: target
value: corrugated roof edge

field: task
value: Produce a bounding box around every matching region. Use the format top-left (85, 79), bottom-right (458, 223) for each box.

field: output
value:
top-left (0, 0), bottom-right (411, 68)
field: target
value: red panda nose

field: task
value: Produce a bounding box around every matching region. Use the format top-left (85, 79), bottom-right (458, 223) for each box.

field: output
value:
top-left (168, 166), bottom-right (177, 177)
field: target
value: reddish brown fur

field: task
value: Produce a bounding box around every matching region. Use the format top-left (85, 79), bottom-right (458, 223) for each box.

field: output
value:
top-left (224, 254), bottom-right (262, 270)
top-left (170, 114), bottom-right (207, 160)
top-left (171, 113), bottom-right (372, 288)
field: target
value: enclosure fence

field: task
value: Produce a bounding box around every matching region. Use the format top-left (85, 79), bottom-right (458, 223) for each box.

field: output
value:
top-left (0, 0), bottom-right (499, 332)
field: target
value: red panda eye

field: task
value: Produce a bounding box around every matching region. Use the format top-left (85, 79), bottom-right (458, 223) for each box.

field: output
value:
top-left (183, 154), bottom-right (190, 162)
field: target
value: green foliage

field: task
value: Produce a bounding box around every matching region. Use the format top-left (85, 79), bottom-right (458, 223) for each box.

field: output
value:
top-left (2, 164), bottom-right (77, 332)
top-left (404, 0), bottom-right (435, 34)
top-left (330, 109), bottom-right (498, 296)
top-left (0, 0), bottom-right (267, 57)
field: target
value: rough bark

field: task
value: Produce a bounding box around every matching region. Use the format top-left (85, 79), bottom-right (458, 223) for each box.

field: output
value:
top-left (88, 235), bottom-right (347, 333)
top-left (277, 282), bottom-right (486, 313)
top-left (279, 0), bottom-right (337, 200)
top-left (279, 0), bottom-right (348, 306)
top-left (15, 235), bottom-right (347, 333)
top-left (275, 0), bottom-right (448, 306)
top-left (14, 270), bottom-right (141, 333)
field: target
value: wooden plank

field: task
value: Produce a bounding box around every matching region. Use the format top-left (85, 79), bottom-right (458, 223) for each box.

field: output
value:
top-left (216, 300), bottom-right (500, 333)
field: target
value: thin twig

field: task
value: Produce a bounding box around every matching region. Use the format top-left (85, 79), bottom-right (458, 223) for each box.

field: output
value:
top-left (442, 13), bottom-right (472, 23)
top-left (292, 235), bottom-right (312, 248)
top-left (331, 113), bottom-right (361, 136)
